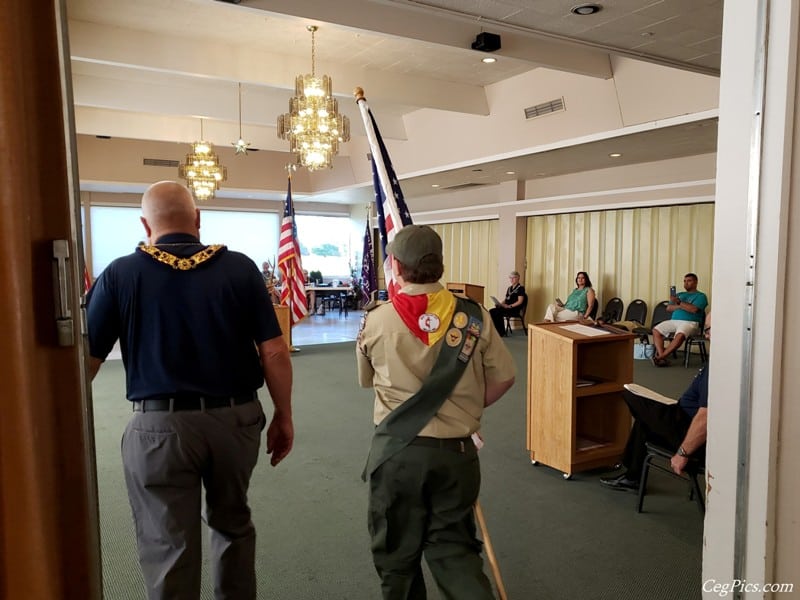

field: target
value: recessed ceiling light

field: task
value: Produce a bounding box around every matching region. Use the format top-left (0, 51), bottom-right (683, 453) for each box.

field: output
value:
top-left (536, 172), bottom-right (548, 177)
top-left (571, 4), bottom-right (601, 16)
top-left (505, 171), bottom-right (516, 175)
top-left (481, 57), bottom-right (497, 64)
top-left (608, 152), bottom-right (622, 158)
top-left (431, 184), bottom-right (440, 188)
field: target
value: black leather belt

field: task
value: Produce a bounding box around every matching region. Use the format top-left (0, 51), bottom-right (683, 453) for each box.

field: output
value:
top-left (408, 436), bottom-right (473, 453)
top-left (132, 392), bottom-right (257, 412)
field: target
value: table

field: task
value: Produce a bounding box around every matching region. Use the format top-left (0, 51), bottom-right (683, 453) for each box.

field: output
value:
top-left (305, 286), bottom-right (353, 314)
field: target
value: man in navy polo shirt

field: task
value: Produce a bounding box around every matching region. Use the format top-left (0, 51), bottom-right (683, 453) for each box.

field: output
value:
top-left (87, 181), bottom-right (293, 599)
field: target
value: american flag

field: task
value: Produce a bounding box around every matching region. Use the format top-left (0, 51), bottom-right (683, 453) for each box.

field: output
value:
top-left (355, 93), bottom-right (413, 298)
top-left (360, 218), bottom-right (377, 303)
top-left (278, 176), bottom-right (308, 324)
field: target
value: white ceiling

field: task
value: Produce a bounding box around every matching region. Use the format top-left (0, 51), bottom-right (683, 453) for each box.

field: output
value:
top-left (66, 0), bottom-right (723, 204)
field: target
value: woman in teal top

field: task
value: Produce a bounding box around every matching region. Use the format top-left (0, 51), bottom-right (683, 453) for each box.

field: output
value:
top-left (543, 271), bottom-right (597, 322)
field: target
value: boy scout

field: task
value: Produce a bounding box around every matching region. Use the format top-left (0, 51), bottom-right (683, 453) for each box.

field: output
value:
top-left (357, 225), bottom-right (515, 599)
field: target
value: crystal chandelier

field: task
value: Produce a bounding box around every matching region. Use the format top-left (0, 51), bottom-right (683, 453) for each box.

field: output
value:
top-left (277, 25), bottom-right (350, 171)
top-left (179, 119), bottom-right (227, 200)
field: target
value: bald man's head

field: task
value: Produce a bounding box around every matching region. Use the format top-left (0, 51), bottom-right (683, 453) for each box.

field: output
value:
top-left (140, 181), bottom-right (200, 243)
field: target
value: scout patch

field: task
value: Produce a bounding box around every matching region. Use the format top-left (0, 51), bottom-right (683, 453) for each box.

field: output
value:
top-left (458, 316), bottom-right (483, 363)
top-left (418, 313), bottom-right (440, 333)
top-left (452, 311), bottom-right (468, 329)
top-left (445, 328), bottom-right (462, 347)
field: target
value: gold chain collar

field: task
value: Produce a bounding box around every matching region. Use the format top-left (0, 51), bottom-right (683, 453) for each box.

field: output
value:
top-left (138, 243), bottom-right (226, 270)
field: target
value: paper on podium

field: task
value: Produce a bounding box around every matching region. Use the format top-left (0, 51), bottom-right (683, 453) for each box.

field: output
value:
top-left (624, 383), bottom-right (678, 405)
top-left (561, 323), bottom-right (611, 337)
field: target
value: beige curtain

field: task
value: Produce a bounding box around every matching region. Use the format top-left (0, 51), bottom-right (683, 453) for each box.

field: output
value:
top-left (525, 203), bottom-right (714, 324)
top-left (430, 220), bottom-right (499, 305)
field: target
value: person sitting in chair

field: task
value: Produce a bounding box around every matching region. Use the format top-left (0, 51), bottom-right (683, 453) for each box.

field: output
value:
top-left (489, 270), bottom-right (526, 335)
top-left (600, 313), bottom-right (711, 491)
top-left (543, 271), bottom-right (596, 322)
top-left (652, 273), bottom-right (708, 366)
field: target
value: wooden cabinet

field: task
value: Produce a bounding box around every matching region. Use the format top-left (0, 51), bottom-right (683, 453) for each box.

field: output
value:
top-left (446, 282), bottom-right (485, 305)
top-left (526, 322), bottom-right (634, 478)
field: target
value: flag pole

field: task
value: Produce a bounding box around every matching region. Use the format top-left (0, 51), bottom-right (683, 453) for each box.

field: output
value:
top-left (284, 165), bottom-right (300, 353)
top-left (474, 500), bottom-right (508, 600)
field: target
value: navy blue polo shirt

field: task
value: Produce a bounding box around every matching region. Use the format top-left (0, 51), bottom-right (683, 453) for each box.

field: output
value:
top-left (87, 233), bottom-right (282, 401)
top-left (678, 365), bottom-right (709, 418)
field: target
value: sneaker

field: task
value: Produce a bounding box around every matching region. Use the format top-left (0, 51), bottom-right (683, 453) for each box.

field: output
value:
top-left (599, 474), bottom-right (640, 491)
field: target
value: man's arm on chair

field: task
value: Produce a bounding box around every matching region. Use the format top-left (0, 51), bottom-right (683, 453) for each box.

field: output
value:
top-left (670, 407), bottom-right (708, 475)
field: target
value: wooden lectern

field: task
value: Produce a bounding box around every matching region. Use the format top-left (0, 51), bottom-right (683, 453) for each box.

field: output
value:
top-left (526, 321), bottom-right (634, 479)
top-left (446, 282), bottom-right (485, 305)
top-left (272, 304), bottom-right (292, 348)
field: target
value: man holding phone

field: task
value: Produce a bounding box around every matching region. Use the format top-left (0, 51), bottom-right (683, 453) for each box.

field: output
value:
top-left (651, 273), bottom-right (708, 366)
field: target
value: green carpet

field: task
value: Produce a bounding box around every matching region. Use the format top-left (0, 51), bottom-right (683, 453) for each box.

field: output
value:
top-left (92, 336), bottom-right (703, 599)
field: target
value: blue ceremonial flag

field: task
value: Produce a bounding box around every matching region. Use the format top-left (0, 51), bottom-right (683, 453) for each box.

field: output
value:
top-left (361, 219), bottom-right (377, 303)
top-left (355, 89), bottom-right (413, 298)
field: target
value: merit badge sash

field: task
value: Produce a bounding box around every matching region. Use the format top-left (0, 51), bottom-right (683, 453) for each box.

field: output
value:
top-left (362, 295), bottom-right (484, 480)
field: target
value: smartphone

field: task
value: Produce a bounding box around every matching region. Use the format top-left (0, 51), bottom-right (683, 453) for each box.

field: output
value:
top-left (669, 285), bottom-right (677, 301)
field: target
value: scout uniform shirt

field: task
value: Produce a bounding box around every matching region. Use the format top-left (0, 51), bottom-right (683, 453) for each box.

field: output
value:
top-left (357, 282), bottom-right (516, 438)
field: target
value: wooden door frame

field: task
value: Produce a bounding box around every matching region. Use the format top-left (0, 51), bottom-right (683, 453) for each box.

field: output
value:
top-left (0, 1), bottom-right (101, 597)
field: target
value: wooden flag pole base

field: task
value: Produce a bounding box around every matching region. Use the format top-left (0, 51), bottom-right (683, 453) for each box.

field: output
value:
top-left (474, 500), bottom-right (508, 600)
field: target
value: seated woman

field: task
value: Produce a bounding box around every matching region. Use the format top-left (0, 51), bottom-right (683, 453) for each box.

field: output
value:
top-left (489, 270), bottom-right (526, 335)
top-left (543, 271), bottom-right (596, 322)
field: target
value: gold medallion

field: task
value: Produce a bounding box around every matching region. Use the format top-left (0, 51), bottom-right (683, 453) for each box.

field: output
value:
top-left (453, 311), bottom-right (468, 329)
top-left (445, 328), bottom-right (463, 347)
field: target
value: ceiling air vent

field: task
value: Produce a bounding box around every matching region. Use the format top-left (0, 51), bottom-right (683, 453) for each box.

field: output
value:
top-left (524, 97), bottom-right (565, 120)
top-left (440, 182), bottom-right (490, 191)
top-left (143, 158), bottom-right (180, 168)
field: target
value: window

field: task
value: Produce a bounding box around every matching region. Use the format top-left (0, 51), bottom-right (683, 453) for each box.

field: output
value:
top-left (89, 206), bottom-right (279, 277)
top-left (295, 215), bottom-right (362, 281)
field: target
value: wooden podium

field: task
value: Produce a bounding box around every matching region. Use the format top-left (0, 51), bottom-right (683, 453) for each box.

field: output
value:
top-left (526, 321), bottom-right (634, 478)
top-left (446, 282), bottom-right (485, 305)
top-left (272, 304), bottom-right (292, 348)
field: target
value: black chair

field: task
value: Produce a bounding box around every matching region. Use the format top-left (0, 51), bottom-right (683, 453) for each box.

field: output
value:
top-left (623, 299), bottom-right (648, 326)
top-left (637, 442), bottom-right (705, 515)
top-left (680, 311), bottom-right (708, 368)
top-left (602, 297), bottom-right (624, 322)
top-left (323, 292), bottom-right (349, 318)
top-left (504, 296), bottom-right (528, 336)
top-left (632, 300), bottom-right (670, 343)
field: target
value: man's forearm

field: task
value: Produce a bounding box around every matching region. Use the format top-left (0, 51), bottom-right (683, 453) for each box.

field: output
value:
top-left (259, 338), bottom-right (293, 415)
top-left (680, 408), bottom-right (708, 455)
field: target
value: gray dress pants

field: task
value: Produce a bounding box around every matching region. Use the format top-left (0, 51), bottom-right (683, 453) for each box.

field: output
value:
top-left (122, 399), bottom-right (265, 599)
